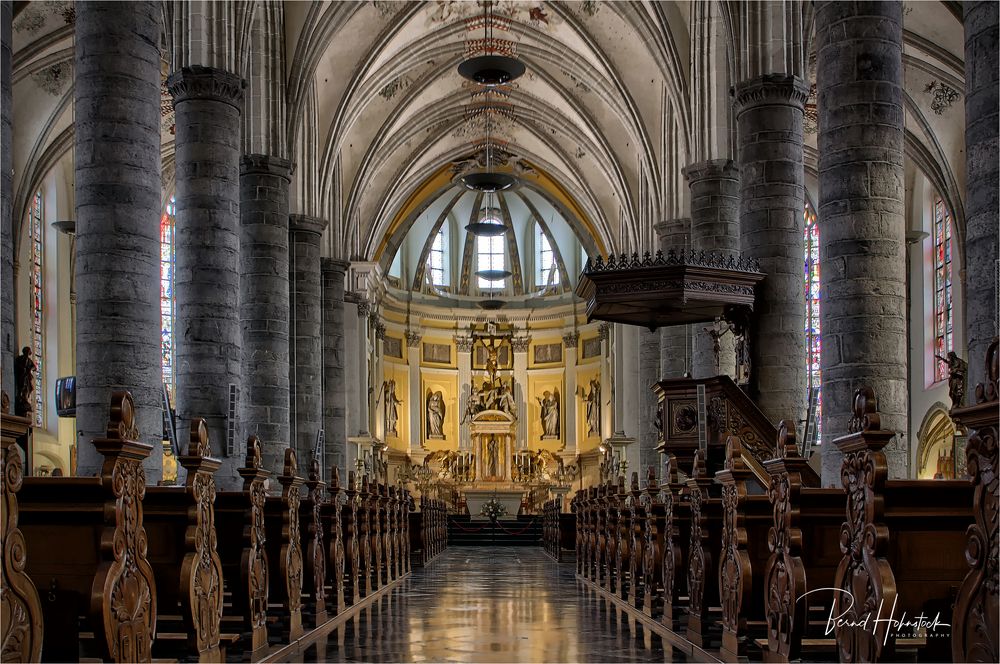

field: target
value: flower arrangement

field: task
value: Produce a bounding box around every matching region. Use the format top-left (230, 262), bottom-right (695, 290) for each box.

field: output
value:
top-left (480, 497), bottom-right (507, 521)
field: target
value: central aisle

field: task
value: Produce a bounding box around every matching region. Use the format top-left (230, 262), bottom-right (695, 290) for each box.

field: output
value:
top-left (311, 547), bottom-right (668, 663)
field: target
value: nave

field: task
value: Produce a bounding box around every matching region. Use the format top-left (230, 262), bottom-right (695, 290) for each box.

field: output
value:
top-left (305, 547), bottom-right (667, 664)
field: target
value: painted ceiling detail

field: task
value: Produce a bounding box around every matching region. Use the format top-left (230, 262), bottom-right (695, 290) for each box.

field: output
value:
top-left (30, 62), bottom-right (71, 96)
top-left (924, 80), bottom-right (961, 115)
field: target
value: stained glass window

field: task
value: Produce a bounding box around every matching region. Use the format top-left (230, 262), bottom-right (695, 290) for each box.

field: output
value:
top-left (29, 192), bottom-right (43, 427)
top-left (160, 197), bottom-right (176, 398)
top-left (536, 223), bottom-right (559, 287)
top-left (933, 198), bottom-right (953, 383)
top-left (803, 201), bottom-right (821, 441)
top-left (428, 226), bottom-right (448, 287)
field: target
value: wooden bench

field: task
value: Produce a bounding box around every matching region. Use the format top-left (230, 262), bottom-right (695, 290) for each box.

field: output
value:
top-left (1, 396), bottom-right (44, 661)
top-left (661, 455), bottom-right (692, 630)
top-left (18, 392), bottom-right (157, 662)
top-left (143, 419), bottom-right (224, 662)
top-left (949, 339), bottom-right (999, 663)
top-left (318, 466), bottom-right (346, 615)
top-left (299, 456), bottom-right (327, 626)
top-left (263, 448), bottom-right (304, 641)
top-left (214, 435), bottom-right (270, 656)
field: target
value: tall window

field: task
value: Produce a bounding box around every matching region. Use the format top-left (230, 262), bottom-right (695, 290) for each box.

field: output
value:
top-left (477, 235), bottom-right (505, 288)
top-left (535, 223), bottom-right (559, 287)
top-left (428, 225), bottom-right (448, 287)
top-left (160, 197), bottom-right (176, 398)
top-left (933, 198), bottom-right (953, 383)
top-left (803, 201), bottom-right (821, 441)
top-left (29, 192), bottom-right (44, 427)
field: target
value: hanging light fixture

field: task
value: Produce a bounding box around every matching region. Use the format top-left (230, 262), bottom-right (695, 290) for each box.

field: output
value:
top-left (459, 1), bottom-right (520, 194)
top-left (465, 201), bottom-right (507, 236)
top-left (457, 1), bottom-right (526, 87)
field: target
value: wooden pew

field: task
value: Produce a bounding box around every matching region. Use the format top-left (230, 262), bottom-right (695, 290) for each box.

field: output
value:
top-left (319, 467), bottom-right (346, 615)
top-left (340, 472), bottom-right (361, 604)
top-left (299, 457), bottom-right (327, 626)
top-left (1, 395), bottom-right (44, 661)
top-left (949, 339), bottom-right (999, 663)
top-left (831, 386), bottom-right (974, 662)
top-left (400, 487), bottom-right (412, 575)
top-left (640, 468), bottom-right (665, 619)
top-left (716, 435), bottom-right (772, 660)
top-left (760, 420), bottom-right (843, 662)
top-left (263, 448), bottom-right (304, 641)
top-left (356, 476), bottom-right (373, 593)
top-left (685, 450), bottom-right (723, 648)
top-left (624, 473), bottom-right (646, 606)
top-left (18, 392), bottom-right (157, 662)
top-left (143, 419), bottom-right (225, 662)
top-left (661, 455), bottom-right (692, 630)
top-left (214, 436), bottom-right (270, 656)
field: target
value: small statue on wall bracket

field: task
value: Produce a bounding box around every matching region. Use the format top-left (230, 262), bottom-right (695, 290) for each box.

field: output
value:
top-left (13, 346), bottom-right (36, 419)
top-left (936, 351), bottom-right (968, 408)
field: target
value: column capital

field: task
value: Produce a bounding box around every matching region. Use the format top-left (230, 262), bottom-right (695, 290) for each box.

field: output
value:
top-left (405, 331), bottom-right (422, 348)
top-left (598, 322), bottom-right (612, 341)
top-left (321, 258), bottom-right (351, 275)
top-left (733, 73), bottom-right (809, 114)
top-left (356, 299), bottom-right (371, 318)
top-left (511, 336), bottom-right (531, 353)
top-left (167, 65), bottom-right (245, 109)
top-left (682, 158), bottom-right (738, 185)
top-left (240, 154), bottom-right (293, 180)
top-left (454, 336), bottom-right (475, 352)
top-left (562, 332), bottom-right (580, 348)
top-left (289, 214), bottom-right (328, 237)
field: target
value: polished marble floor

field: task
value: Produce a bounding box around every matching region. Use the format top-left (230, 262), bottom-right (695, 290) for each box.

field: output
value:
top-left (305, 547), bottom-right (669, 663)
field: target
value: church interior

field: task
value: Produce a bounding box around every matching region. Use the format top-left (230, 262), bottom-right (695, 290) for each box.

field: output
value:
top-left (0, 1), bottom-right (997, 662)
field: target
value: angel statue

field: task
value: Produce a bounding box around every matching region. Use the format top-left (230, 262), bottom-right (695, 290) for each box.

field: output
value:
top-left (426, 390), bottom-right (446, 439)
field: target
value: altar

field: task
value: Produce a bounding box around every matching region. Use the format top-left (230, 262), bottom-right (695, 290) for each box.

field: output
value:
top-left (463, 488), bottom-right (524, 520)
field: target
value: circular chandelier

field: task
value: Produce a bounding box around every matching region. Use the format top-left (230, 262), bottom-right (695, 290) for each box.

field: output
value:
top-left (465, 205), bottom-right (507, 236)
top-left (456, 2), bottom-right (525, 87)
top-left (475, 269), bottom-right (513, 281)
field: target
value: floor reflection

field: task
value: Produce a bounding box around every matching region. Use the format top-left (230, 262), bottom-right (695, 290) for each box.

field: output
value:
top-left (313, 547), bottom-right (669, 663)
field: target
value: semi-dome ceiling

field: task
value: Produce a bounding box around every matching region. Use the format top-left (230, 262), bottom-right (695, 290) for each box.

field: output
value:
top-left (386, 180), bottom-right (588, 310)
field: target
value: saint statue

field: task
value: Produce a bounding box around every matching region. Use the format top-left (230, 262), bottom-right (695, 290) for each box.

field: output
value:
top-left (13, 346), bottom-right (36, 419)
top-left (381, 379), bottom-right (402, 436)
top-left (426, 390), bottom-right (446, 438)
top-left (486, 436), bottom-right (499, 477)
top-left (584, 379), bottom-right (601, 437)
top-left (537, 389), bottom-right (560, 439)
top-left (461, 384), bottom-right (481, 423)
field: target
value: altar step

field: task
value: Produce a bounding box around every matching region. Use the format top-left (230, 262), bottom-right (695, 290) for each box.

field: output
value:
top-left (447, 515), bottom-right (542, 546)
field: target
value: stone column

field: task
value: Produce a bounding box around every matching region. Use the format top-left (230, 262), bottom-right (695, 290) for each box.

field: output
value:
top-left (817, 1), bottom-right (907, 482)
top-left (289, 215), bottom-right (325, 466)
top-left (405, 331), bottom-right (421, 456)
top-left (456, 335), bottom-right (473, 450)
top-left (167, 65), bottom-right (245, 486)
top-left (964, 0), bottom-right (999, 389)
top-left (322, 258), bottom-right (349, 479)
top-left (684, 159), bottom-right (740, 379)
top-left (240, 154), bottom-right (292, 476)
top-left (655, 219), bottom-right (691, 378)
top-left (562, 332), bottom-right (579, 455)
top-left (734, 73), bottom-right (809, 426)
top-left (75, 1), bottom-right (162, 479)
top-left (598, 323), bottom-right (612, 441)
top-left (1, 0), bottom-right (13, 396)
top-left (638, 329), bottom-right (660, 474)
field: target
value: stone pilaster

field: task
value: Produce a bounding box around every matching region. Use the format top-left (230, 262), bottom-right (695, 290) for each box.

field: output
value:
top-left (817, 1), bottom-right (907, 482)
top-left (168, 65), bottom-right (245, 488)
top-left (355, 300), bottom-right (372, 435)
top-left (289, 215), bottom-right (326, 467)
top-left (75, 1), bottom-right (163, 479)
top-left (456, 335), bottom-right (473, 450)
top-left (512, 336), bottom-right (529, 449)
top-left (654, 218), bottom-right (691, 379)
top-left (405, 331), bottom-right (421, 455)
top-left (734, 73), bottom-right (809, 426)
top-left (1, 0), bottom-right (12, 397)
top-left (562, 332), bottom-right (579, 454)
top-left (684, 159), bottom-right (739, 379)
top-left (240, 154), bottom-right (292, 476)
top-left (964, 0), bottom-right (1000, 389)
top-left (322, 258), bottom-right (349, 479)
